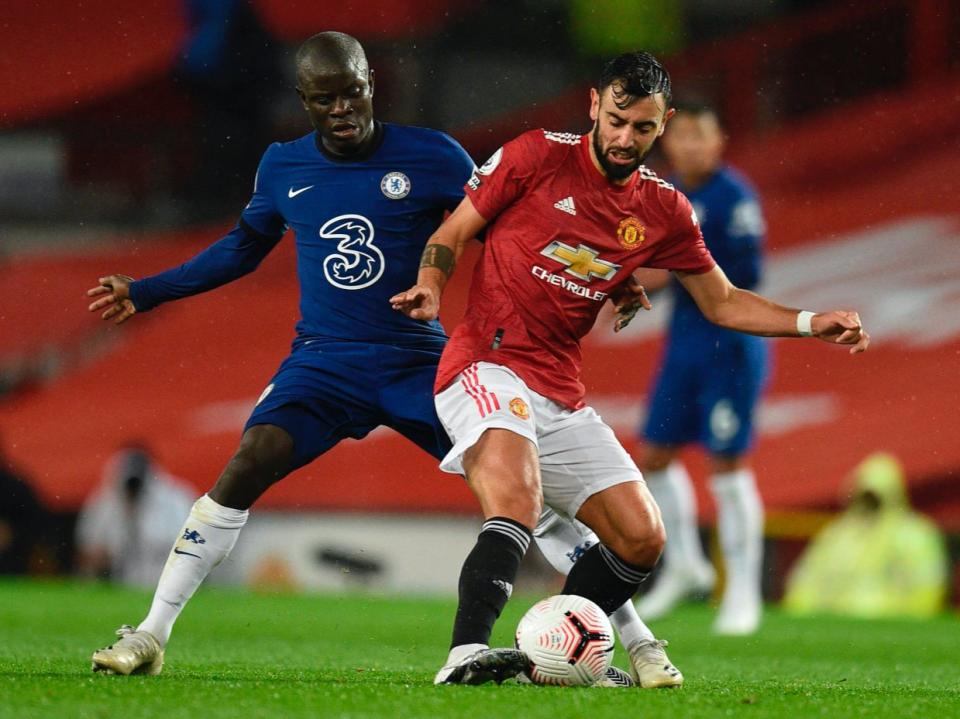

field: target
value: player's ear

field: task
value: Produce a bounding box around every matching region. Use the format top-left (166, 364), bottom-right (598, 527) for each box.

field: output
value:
top-left (658, 107), bottom-right (676, 136)
top-left (295, 86), bottom-right (308, 109)
top-left (589, 87), bottom-right (600, 122)
top-left (368, 68), bottom-right (375, 97)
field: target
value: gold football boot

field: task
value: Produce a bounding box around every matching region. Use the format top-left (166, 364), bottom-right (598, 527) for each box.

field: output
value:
top-left (91, 625), bottom-right (164, 676)
top-left (627, 639), bottom-right (683, 688)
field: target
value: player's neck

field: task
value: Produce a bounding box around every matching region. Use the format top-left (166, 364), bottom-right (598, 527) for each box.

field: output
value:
top-left (315, 121), bottom-right (384, 162)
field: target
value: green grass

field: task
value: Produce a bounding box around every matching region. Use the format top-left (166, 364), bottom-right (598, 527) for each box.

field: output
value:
top-left (1, 580), bottom-right (957, 719)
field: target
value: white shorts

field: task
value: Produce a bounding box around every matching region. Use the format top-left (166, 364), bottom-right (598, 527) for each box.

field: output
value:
top-left (435, 361), bottom-right (643, 520)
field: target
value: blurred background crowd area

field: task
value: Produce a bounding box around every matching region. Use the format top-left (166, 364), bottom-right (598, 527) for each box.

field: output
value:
top-left (1, 0), bottom-right (959, 613)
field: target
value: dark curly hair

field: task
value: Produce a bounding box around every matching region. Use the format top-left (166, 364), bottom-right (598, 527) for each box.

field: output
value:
top-left (599, 51), bottom-right (672, 110)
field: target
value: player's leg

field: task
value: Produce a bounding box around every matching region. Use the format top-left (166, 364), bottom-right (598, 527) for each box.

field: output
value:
top-left (90, 423), bottom-right (295, 675)
top-left (92, 348), bottom-right (375, 674)
top-left (533, 508), bottom-right (682, 688)
top-left (709, 453), bottom-right (763, 635)
top-left (635, 358), bottom-right (715, 620)
top-left (535, 406), bottom-right (663, 620)
top-left (701, 339), bottom-right (768, 635)
top-left (634, 444), bottom-right (715, 620)
top-left (432, 363), bottom-right (541, 684)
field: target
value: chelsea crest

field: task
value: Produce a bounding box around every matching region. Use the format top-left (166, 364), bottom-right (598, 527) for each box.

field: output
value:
top-left (381, 171), bottom-right (411, 199)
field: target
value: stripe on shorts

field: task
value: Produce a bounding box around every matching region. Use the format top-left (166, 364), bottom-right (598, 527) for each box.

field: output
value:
top-left (461, 362), bottom-right (501, 417)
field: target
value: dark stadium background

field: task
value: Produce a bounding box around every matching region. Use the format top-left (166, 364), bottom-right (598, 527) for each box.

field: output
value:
top-left (1, 0), bottom-right (958, 604)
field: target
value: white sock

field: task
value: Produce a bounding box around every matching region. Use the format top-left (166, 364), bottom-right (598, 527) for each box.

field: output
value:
top-left (138, 494), bottom-right (248, 645)
top-left (533, 508), bottom-right (655, 647)
top-left (610, 602), bottom-right (655, 647)
top-left (709, 469), bottom-right (764, 603)
top-left (645, 462), bottom-right (711, 574)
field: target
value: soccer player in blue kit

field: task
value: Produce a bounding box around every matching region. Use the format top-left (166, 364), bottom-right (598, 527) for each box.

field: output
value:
top-left (634, 102), bottom-right (769, 635)
top-left (86, 31), bottom-right (679, 686)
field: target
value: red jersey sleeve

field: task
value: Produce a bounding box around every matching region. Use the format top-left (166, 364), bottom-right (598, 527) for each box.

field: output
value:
top-left (646, 190), bottom-right (716, 274)
top-left (464, 132), bottom-right (541, 222)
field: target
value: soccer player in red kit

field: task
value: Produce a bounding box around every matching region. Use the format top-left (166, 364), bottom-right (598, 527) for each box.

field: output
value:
top-left (392, 51), bottom-right (869, 685)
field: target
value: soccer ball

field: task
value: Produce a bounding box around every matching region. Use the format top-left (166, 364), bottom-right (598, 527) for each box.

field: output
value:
top-left (515, 594), bottom-right (614, 686)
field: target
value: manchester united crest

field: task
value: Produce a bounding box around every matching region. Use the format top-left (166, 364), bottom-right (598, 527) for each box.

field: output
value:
top-left (617, 217), bottom-right (646, 249)
top-left (509, 397), bottom-right (529, 420)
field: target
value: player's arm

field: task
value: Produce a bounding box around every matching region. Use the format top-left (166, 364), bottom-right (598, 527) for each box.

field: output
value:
top-left (390, 197), bottom-right (488, 321)
top-left (676, 265), bottom-right (870, 353)
top-left (86, 221), bottom-right (284, 324)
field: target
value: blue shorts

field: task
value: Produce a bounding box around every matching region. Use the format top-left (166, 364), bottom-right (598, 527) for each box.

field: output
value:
top-left (245, 340), bottom-right (450, 469)
top-left (642, 335), bottom-right (770, 456)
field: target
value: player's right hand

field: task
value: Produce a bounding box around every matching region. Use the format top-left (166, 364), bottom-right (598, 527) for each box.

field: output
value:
top-left (87, 274), bottom-right (137, 325)
top-left (610, 275), bottom-right (653, 333)
top-left (389, 285), bottom-right (440, 321)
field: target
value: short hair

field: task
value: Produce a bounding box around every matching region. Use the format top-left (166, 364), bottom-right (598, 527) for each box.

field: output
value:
top-left (295, 31), bottom-right (368, 80)
top-left (599, 51), bottom-right (672, 109)
top-left (672, 99), bottom-right (722, 125)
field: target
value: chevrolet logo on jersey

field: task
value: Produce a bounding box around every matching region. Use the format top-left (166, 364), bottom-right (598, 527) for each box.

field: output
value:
top-left (540, 241), bottom-right (621, 282)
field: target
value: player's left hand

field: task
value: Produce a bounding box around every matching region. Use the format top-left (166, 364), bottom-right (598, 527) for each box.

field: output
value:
top-left (390, 285), bottom-right (440, 321)
top-left (610, 275), bottom-right (652, 333)
top-left (812, 310), bottom-right (870, 354)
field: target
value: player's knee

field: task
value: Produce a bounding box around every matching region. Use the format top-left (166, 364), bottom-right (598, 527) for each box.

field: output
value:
top-left (490, 478), bottom-right (542, 530)
top-left (210, 425), bottom-right (294, 507)
top-left (640, 445), bottom-right (675, 473)
top-left (608, 517), bottom-right (666, 567)
top-left (469, 467), bottom-right (542, 529)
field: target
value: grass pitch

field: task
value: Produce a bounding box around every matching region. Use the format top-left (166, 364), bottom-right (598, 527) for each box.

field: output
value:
top-left (1, 580), bottom-right (957, 719)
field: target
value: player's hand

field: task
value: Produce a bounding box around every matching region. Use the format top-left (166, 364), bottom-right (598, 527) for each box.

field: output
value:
top-left (390, 285), bottom-right (440, 321)
top-left (812, 310), bottom-right (870, 354)
top-left (610, 275), bottom-right (652, 333)
top-left (87, 274), bottom-right (137, 325)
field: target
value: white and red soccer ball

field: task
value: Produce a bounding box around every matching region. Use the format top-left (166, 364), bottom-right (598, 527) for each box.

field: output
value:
top-left (515, 594), bottom-right (615, 686)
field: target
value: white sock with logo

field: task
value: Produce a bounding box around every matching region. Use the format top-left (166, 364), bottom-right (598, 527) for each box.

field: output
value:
top-left (138, 494), bottom-right (248, 645)
top-left (533, 510), bottom-right (655, 647)
top-left (645, 462), bottom-right (712, 576)
top-left (709, 469), bottom-right (764, 604)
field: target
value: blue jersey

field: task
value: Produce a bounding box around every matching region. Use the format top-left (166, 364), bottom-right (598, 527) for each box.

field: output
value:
top-left (131, 122), bottom-right (475, 350)
top-left (128, 122), bottom-right (475, 465)
top-left (242, 123), bottom-right (474, 348)
top-left (642, 166), bottom-right (769, 454)
top-left (667, 165), bottom-right (765, 344)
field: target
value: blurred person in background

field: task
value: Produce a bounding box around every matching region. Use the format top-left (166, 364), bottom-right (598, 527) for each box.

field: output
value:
top-left (76, 445), bottom-right (194, 587)
top-left (783, 452), bottom-right (948, 619)
top-left (0, 437), bottom-right (44, 575)
top-left (627, 101), bottom-right (769, 635)
top-left (176, 0), bottom-right (281, 219)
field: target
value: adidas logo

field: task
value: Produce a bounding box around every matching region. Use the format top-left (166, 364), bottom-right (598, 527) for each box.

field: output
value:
top-left (554, 196), bottom-right (576, 215)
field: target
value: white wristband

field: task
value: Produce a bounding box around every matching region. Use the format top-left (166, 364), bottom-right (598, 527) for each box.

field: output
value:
top-left (796, 310), bottom-right (816, 337)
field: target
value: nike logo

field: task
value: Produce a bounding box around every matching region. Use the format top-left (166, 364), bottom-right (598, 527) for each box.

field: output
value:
top-left (173, 548), bottom-right (201, 558)
top-left (288, 185), bottom-right (314, 198)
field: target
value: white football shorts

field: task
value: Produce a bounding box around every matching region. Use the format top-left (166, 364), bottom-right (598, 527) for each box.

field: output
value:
top-left (435, 361), bottom-right (643, 520)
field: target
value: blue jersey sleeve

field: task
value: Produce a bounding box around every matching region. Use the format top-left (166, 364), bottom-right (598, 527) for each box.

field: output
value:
top-left (721, 188), bottom-right (765, 290)
top-left (436, 133), bottom-right (477, 211)
top-left (128, 146), bottom-right (286, 312)
top-left (129, 222), bottom-right (284, 312)
top-left (240, 144), bottom-right (288, 237)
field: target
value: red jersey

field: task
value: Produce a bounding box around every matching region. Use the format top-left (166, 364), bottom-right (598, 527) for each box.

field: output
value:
top-left (436, 130), bottom-right (716, 409)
